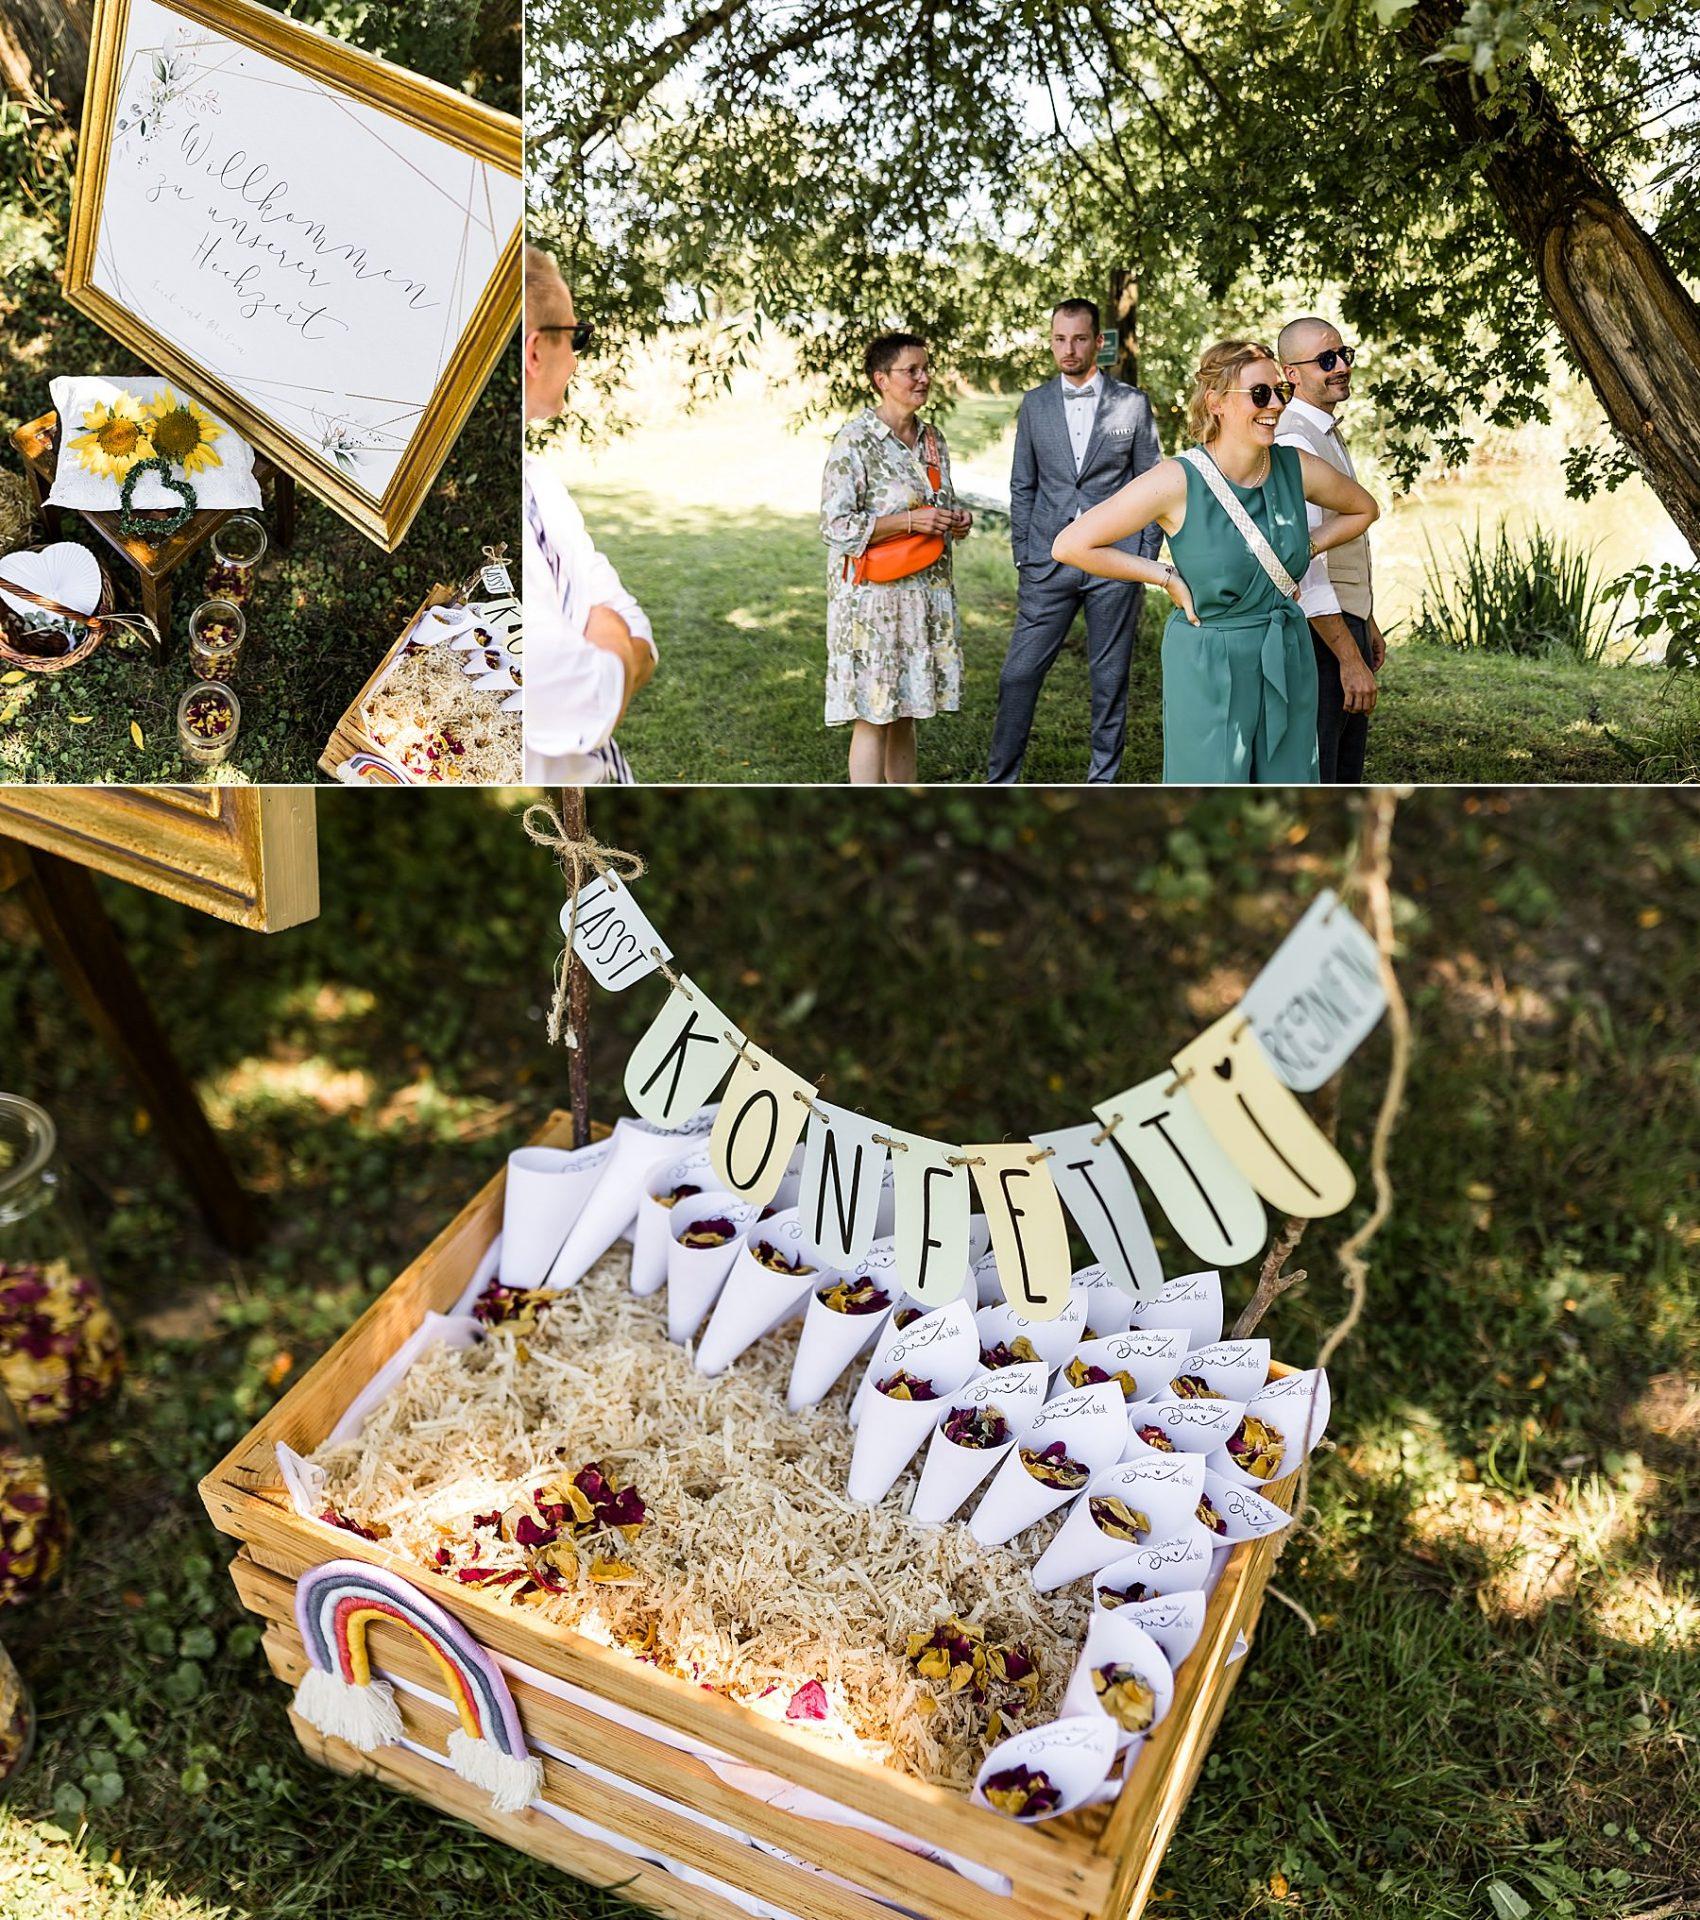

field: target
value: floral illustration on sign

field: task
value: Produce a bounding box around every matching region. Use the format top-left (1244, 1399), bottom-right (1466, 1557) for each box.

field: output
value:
top-left (312, 412), bottom-right (404, 477)
top-left (115, 33), bottom-right (222, 148)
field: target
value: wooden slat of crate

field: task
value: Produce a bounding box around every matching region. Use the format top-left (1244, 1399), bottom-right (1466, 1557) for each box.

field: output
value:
top-left (266, 1627), bottom-right (933, 1920)
top-left (290, 1710), bottom-right (776, 1920)
top-left (238, 1553), bottom-right (1084, 1920)
top-left (316, 583), bottom-right (456, 782)
top-left (1096, 1478), bottom-right (1294, 1917)
top-left (198, 1109), bottom-right (1111, 1914)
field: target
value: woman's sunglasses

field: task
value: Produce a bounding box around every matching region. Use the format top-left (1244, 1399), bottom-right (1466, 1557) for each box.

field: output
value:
top-left (1236, 382), bottom-right (1295, 407)
top-left (1288, 346), bottom-right (1356, 371)
top-left (534, 320), bottom-right (594, 352)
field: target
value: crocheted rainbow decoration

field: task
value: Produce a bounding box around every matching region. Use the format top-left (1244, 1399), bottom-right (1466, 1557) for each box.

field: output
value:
top-left (291, 1559), bottom-right (542, 1814)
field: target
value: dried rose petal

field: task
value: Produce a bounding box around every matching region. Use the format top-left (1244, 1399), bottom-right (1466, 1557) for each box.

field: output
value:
top-left (982, 1763), bottom-right (1061, 1818)
top-left (876, 1369), bottom-right (938, 1402)
top-left (1225, 1414), bottom-right (1284, 1481)
top-left (785, 1679), bottom-right (829, 1721)
top-left (0, 1446), bottom-right (69, 1605)
top-left (1018, 1441), bottom-right (1088, 1490)
top-left (1169, 1373), bottom-right (1223, 1401)
top-left (471, 1279), bottom-right (556, 1330)
top-left (681, 1218), bottom-right (737, 1249)
top-left (1196, 1492), bottom-right (1227, 1536)
top-left (0, 1260), bottom-right (123, 1426)
top-left (319, 1505), bottom-right (385, 1542)
top-left (1098, 1580), bottom-right (1154, 1610)
top-left (1064, 1357), bottom-right (1137, 1398)
top-left (1088, 1496), bottom-right (1151, 1543)
top-left (818, 1276), bottom-right (890, 1316)
top-left (1093, 1662), bottom-right (1157, 1734)
top-left (978, 1336), bottom-right (1039, 1372)
top-left (892, 1306), bottom-right (923, 1331)
top-left (1134, 1423), bottom-right (1176, 1454)
top-left (942, 1405), bottom-right (1009, 1449)
top-left (752, 1240), bottom-right (816, 1277)
top-left (655, 1183), bottom-right (702, 1211)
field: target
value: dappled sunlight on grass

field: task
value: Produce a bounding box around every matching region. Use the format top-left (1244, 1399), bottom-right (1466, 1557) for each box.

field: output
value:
top-left (205, 1055), bottom-right (377, 1123)
top-left (269, 983), bottom-right (379, 1026)
top-left (0, 1813), bottom-right (231, 1920)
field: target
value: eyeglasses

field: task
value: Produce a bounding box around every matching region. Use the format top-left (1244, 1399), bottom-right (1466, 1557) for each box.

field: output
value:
top-left (1288, 346), bottom-right (1356, 372)
top-left (533, 320), bottom-right (594, 352)
top-left (1236, 382), bottom-right (1294, 407)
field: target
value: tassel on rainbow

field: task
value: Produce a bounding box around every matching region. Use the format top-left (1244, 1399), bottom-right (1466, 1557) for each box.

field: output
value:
top-left (291, 1559), bottom-right (543, 1814)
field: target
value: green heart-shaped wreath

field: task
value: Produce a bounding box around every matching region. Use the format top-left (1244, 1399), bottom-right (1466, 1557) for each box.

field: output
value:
top-left (117, 456), bottom-right (197, 543)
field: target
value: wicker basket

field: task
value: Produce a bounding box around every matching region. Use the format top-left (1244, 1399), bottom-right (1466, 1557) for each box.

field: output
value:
top-left (202, 1110), bottom-right (1296, 1920)
top-left (0, 545), bottom-right (117, 675)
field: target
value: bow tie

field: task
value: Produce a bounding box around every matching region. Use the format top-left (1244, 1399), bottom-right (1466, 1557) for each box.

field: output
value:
top-left (1065, 386), bottom-right (1098, 399)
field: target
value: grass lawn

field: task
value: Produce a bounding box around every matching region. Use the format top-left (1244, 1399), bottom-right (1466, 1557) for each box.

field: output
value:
top-left (0, 13), bottom-right (518, 786)
top-left (577, 479), bottom-right (1699, 785)
top-left (0, 787), bottom-right (1697, 1918)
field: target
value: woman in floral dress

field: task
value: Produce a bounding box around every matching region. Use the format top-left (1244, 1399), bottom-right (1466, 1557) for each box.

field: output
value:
top-left (819, 333), bottom-right (972, 783)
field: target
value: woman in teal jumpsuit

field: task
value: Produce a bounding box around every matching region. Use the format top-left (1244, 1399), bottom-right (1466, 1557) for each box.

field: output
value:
top-left (1051, 339), bottom-right (1379, 784)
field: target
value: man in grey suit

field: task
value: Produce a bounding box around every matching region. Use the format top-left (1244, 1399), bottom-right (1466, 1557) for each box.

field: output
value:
top-left (987, 299), bottom-right (1163, 783)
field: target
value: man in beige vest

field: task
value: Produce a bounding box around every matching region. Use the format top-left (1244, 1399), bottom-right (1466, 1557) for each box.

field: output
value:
top-left (1275, 317), bottom-right (1384, 782)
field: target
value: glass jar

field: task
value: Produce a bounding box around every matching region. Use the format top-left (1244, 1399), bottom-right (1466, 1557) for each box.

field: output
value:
top-left (202, 513), bottom-right (266, 605)
top-left (0, 1095), bottom-right (123, 1426)
top-left (188, 598), bottom-right (246, 681)
top-left (176, 681), bottom-right (241, 767)
top-left (0, 1638), bottom-right (36, 1787)
top-left (0, 1385), bottom-right (69, 1608)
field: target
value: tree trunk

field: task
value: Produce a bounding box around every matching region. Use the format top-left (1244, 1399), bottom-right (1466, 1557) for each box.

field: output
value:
top-left (1405, 0), bottom-right (1700, 552)
top-left (0, 0), bottom-right (92, 115)
top-left (1108, 267), bottom-right (1140, 388)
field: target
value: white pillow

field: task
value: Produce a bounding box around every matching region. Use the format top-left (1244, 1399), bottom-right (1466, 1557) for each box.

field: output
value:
top-left (48, 375), bottom-right (262, 513)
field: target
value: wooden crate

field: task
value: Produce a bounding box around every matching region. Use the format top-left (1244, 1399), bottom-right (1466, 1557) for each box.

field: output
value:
top-left (201, 1110), bottom-right (1294, 1920)
top-left (317, 582), bottom-right (521, 784)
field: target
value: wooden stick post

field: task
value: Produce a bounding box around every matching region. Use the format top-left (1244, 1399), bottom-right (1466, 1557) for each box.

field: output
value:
top-left (559, 785), bottom-right (592, 1150)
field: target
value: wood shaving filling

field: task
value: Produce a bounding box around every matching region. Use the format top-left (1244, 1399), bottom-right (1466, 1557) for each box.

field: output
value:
top-left (361, 640), bottom-right (520, 784)
top-left (313, 1249), bottom-right (1082, 1787)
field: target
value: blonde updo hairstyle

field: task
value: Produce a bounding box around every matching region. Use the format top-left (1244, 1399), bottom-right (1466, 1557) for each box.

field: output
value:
top-left (1188, 338), bottom-right (1278, 445)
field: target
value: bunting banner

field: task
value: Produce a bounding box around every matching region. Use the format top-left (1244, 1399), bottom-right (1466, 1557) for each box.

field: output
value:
top-left (571, 874), bottom-right (1388, 1322)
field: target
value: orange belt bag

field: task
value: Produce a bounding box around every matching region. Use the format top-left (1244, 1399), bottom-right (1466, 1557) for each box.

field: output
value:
top-left (848, 426), bottom-right (946, 584)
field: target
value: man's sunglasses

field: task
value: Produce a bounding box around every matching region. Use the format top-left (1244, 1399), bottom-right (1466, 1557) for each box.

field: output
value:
top-left (1287, 345), bottom-right (1356, 372)
top-left (534, 320), bottom-right (594, 352)
top-left (1236, 382), bottom-right (1295, 407)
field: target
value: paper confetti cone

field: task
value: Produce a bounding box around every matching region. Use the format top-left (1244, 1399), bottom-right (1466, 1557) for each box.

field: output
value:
top-left (629, 1144), bottom-right (717, 1296)
top-left (498, 1140), bottom-right (614, 1290)
top-left (546, 1111), bottom-right (719, 1288)
top-left (786, 1276), bottom-right (896, 1413)
top-left (844, 1299), bottom-right (979, 1503)
top-left (968, 1381), bottom-right (1127, 1548)
top-left (972, 1715), bottom-right (1119, 1822)
top-left (1111, 1589), bottom-right (1207, 1670)
top-left (1125, 1268), bottom-right (1223, 1349)
top-left (664, 1191), bottom-right (756, 1345)
top-left (695, 1208), bottom-right (825, 1377)
top-left (908, 1361), bottom-right (1049, 1524)
top-left (1059, 1612), bottom-right (1175, 1751)
top-left (1031, 1454), bottom-right (1206, 1592)
top-left (1092, 1525), bottom-right (1216, 1610)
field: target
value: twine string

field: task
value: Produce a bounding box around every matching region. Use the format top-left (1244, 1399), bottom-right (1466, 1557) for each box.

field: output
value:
top-left (523, 799), bottom-right (647, 1047)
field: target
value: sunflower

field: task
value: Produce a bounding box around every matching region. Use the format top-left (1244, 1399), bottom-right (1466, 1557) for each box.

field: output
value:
top-left (69, 393), bottom-right (153, 480)
top-left (141, 387), bottom-right (224, 474)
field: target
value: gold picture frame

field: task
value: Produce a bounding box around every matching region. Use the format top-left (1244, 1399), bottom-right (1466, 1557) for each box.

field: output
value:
top-left (0, 787), bottom-right (318, 931)
top-left (63, 0), bottom-right (521, 552)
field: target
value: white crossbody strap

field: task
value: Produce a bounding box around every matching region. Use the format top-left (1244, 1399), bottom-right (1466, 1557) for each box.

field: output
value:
top-left (1180, 446), bottom-right (1300, 600)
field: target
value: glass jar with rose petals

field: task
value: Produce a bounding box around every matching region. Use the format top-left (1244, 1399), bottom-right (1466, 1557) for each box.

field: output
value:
top-left (0, 1385), bottom-right (69, 1609)
top-left (0, 1637), bottom-right (36, 1787)
top-left (188, 598), bottom-right (247, 681)
top-left (202, 513), bottom-right (266, 606)
top-left (0, 1094), bottom-right (123, 1427)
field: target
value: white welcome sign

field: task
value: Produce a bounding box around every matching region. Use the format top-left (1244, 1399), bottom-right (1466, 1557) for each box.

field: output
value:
top-left (68, 0), bottom-right (522, 548)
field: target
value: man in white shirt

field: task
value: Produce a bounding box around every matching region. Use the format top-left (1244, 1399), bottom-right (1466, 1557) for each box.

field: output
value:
top-left (1275, 317), bottom-right (1383, 783)
top-left (988, 299), bottom-right (1162, 783)
top-left (523, 244), bottom-right (656, 784)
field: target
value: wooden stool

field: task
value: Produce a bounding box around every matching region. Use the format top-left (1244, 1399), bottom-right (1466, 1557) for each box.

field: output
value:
top-left (10, 410), bottom-right (297, 645)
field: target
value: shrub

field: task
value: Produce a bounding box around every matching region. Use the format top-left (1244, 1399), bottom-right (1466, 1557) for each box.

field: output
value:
top-left (1408, 522), bottom-right (1628, 664)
